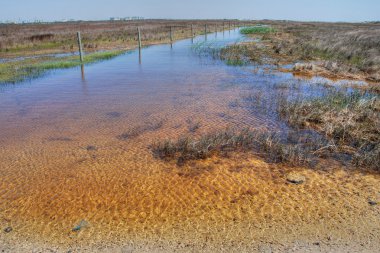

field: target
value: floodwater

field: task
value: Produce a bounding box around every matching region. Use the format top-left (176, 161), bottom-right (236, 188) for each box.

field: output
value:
top-left (0, 29), bottom-right (379, 251)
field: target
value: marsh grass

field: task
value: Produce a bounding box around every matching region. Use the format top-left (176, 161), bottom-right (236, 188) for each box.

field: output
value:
top-left (240, 26), bottom-right (276, 35)
top-left (278, 90), bottom-right (380, 169)
top-left (151, 128), bottom-right (330, 166)
top-left (191, 42), bottom-right (252, 66)
top-left (0, 50), bottom-right (125, 83)
top-left (220, 45), bottom-right (252, 66)
top-left (191, 41), bottom-right (223, 58)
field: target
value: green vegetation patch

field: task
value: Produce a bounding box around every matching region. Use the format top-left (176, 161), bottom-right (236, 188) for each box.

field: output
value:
top-left (0, 50), bottom-right (126, 84)
top-left (240, 26), bottom-right (276, 35)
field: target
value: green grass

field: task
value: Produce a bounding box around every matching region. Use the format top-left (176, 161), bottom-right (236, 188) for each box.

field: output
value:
top-left (240, 26), bottom-right (276, 35)
top-left (1, 41), bottom-right (69, 53)
top-left (0, 50), bottom-right (126, 84)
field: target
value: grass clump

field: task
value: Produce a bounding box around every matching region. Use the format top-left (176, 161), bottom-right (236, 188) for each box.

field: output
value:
top-left (240, 26), bottom-right (276, 35)
top-left (191, 42), bottom-right (251, 66)
top-left (0, 50), bottom-right (125, 84)
top-left (151, 128), bottom-right (330, 166)
top-left (220, 45), bottom-right (252, 66)
top-left (191, 41), bottom-right (223, 58)
top-left (279, 90), bottom-right (380, 169)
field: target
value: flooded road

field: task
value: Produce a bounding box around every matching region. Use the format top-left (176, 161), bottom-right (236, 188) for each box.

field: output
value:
top-left (1, 29), bottom-right (379, 252)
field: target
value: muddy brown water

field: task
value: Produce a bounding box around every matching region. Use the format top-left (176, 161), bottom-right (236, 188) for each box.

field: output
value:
top-left (0, 29), bottom-right (379, 252)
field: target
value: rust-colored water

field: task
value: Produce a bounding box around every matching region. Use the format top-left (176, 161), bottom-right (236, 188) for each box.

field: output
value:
top-left (0, 30), bottom-right (379, 252)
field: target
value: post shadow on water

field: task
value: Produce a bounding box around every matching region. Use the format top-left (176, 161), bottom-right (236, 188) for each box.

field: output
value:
top-left (80, 64), bottom-right (85, 81)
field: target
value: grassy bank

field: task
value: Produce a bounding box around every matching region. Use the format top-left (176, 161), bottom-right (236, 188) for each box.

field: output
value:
top-left (1, 19), bottom-right (250, 84)
top-left (278, 90), bottom-right (380, 169)
top-left (0, 50), bottom-right (125, 83)
top-left (0, 20), bottom-right (246, 58)
top-left (225, 21), bottom-right (380, 84)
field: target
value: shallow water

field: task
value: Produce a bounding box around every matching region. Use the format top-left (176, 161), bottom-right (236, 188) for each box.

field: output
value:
top-left (0, 29), bottom-right (379, 251)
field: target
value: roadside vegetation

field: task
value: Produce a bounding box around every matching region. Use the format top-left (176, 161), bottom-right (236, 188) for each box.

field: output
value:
top-left (0, 50), bottom-right (125, 83)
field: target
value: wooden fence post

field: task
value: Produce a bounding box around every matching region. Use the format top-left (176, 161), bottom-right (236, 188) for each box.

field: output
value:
top-left (191, 24), bottom-right (194, 37)
top-left (204, 24), bottom-right (207, 40)
top-left (170, 26), bottom-right (173, 42)
top-left (137, 27), bottom-right (142, 50)
top-left (77, 31), bottom-right (84, 62)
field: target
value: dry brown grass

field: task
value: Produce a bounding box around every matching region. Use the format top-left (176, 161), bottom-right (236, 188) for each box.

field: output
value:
top-left (237, 21), bottom-right (380, 83)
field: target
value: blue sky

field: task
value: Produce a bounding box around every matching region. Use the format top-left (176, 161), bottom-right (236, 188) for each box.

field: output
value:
top-left (1, 0), bottom-right (379, 22)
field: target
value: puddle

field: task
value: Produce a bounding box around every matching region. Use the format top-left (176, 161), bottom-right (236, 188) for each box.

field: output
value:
top-left (0, 28), bottom-right (379, 250)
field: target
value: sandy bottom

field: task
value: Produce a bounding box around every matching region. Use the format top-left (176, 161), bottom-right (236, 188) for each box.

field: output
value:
top-left (0, 78), bottom-right (379, 252)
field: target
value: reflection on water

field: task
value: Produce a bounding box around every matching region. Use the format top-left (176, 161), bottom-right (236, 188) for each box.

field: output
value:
top-left (0, 29), bottom-right (379, 250)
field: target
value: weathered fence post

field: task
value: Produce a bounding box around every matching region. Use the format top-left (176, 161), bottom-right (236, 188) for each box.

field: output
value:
top-left (77, 31), bottom-right (84, 62)
top-left (170, 26), bottom-right (173, 42)
top-left (191, 24), bottom-right (194, 44)
top-left (137, 27), bottom-right (142, 50)
top-left (204, 24), bottom-right (208, 41)
top-left (229, 21), bottom-right (231, 29)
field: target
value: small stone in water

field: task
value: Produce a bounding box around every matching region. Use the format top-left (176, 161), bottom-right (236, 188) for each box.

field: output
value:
top-left (286, 172), bottom-right (306, 185)
top-left (72, 220), bottom-right (89, 232)
top-left (4, 227), bottom-right (12, 233)
top-left (368, 199), bottom-right (378, 206)
top-left (86, 145), bottom-right (97, 151)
